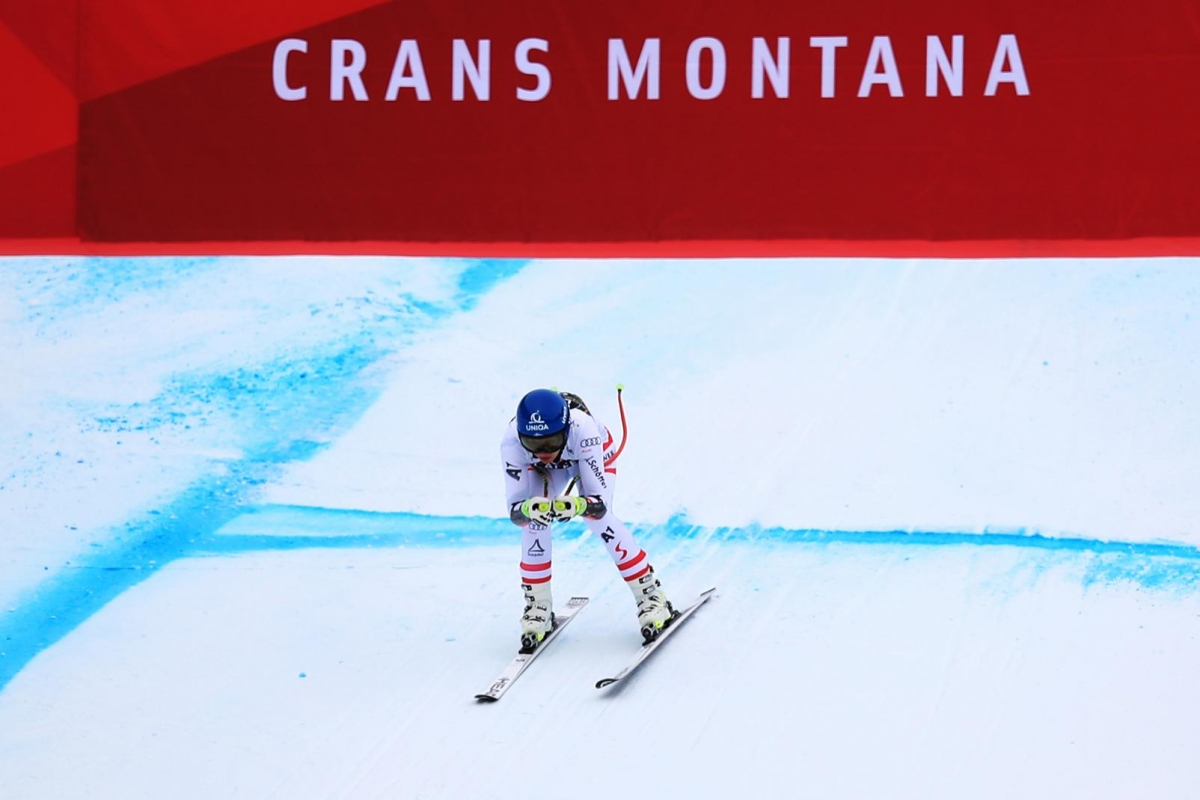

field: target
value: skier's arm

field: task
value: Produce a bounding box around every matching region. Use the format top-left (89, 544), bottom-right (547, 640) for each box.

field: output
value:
top-left (560, 415), bottom-right (610, 520)
top-left (502, 430), bottom-right (547, 526)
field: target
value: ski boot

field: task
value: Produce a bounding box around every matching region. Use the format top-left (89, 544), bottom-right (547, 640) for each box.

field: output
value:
top-left (628, 565), bottom-right (676, 643)
top-left (520, 581), bottom-right (554, 653)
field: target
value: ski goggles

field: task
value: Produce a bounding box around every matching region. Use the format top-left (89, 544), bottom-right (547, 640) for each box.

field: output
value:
top-left (519, 429), bottom-right (568, 454)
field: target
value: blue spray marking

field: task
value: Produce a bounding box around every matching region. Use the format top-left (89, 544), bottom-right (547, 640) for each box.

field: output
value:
top-left (1, 469), bottom-right (261, 690)
top-left (205, 505), bottom-right (1200, 592)
top-left (5, 505), bottom-right (1200, 690)
top-left (455, 259), bottom-right (527, 310)
top-left (0, 257), bottom-right (531, 692)
top-left (17, 256), bottom-right (220, 313)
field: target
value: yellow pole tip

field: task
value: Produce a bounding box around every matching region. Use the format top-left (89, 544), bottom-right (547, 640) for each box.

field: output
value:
top-left (616, 383), bottom-right (624, 391)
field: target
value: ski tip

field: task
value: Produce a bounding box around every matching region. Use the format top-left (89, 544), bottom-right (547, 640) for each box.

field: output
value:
top-left (475, 694), bottom-right (499, 703)
top-left (595, 678), bottom-right (616, 689)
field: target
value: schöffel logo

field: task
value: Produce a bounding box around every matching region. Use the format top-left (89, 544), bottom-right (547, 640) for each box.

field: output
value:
top-left (587, 457), bottom-right (607, 488)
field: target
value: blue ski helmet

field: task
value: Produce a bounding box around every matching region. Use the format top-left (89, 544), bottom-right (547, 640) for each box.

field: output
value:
top-left (516, 389), bottom-right (570, 453)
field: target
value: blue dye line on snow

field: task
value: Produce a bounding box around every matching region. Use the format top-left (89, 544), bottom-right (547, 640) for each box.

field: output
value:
top-left (5, 498), bottom-right (1200, 691)
top-left (212, 504), bottom-right (1200, 565)
top-left (207, 505), bottom-right (1200, 596)
top-left (0, 469), bottom-right (263, 692)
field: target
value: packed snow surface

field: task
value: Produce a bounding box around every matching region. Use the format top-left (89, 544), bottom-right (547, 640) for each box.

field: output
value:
top-left (2, 257), bottom-right (1199, 799)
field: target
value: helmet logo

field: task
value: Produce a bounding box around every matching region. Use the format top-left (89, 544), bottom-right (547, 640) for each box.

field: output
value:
top-left (525, 409), bottom-right (551, 432)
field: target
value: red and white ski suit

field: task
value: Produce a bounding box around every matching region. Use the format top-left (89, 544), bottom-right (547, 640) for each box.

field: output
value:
top-left (501, 408), bottom-right (651, 588)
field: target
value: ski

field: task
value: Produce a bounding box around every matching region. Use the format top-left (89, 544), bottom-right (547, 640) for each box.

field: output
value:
top-left (595, 587), bottom-right (716, 690)
top-left (475, 596), bottom-right (589, 702)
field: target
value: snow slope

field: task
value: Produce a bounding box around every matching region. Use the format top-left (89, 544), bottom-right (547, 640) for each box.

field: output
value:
top-left (270, 258), bottom-right (1200, 541)
top-left (1, 257), bottom-right (1199, 799)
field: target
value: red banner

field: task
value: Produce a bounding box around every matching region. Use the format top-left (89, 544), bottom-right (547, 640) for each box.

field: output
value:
top-left (3, 1), bottom-right (1200, 251)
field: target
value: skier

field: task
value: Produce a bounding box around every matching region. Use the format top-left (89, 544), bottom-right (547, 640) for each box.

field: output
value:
top-left (502, 388), bottom-right (674, 651)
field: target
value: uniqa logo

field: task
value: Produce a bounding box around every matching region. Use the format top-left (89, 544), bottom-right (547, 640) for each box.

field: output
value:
top-left (530, 411), bottom-right (545, 423)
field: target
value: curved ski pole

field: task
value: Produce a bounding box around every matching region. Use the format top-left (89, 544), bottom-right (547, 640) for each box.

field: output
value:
top-left (605, 384), bottom-right (629, 467)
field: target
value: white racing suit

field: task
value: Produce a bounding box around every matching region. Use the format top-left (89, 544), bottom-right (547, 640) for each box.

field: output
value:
top-left (501, 409), bottom-right (651, 588)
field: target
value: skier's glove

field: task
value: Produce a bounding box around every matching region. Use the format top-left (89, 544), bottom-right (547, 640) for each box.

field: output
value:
top-left (551, 495), bottom-right (607, 521)
top-left (550, 496), bottom-right (586, 522)
top-left (520, 497), bottom-right (554, 526)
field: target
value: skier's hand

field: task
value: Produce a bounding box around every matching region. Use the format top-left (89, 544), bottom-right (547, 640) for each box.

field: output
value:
top-left (520, 497), bottom-right (554, 526)
top-left (550, 496), bottom-right (588, 522)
